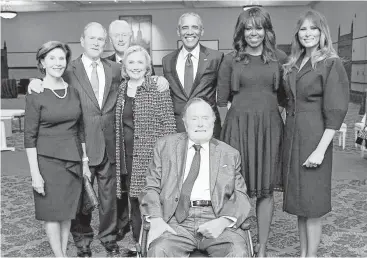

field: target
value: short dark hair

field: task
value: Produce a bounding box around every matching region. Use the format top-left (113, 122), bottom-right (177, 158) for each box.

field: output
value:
top-left (182, 97), bottom-right (216, 119)
top-left (36, 41), bottom-right (72, 74)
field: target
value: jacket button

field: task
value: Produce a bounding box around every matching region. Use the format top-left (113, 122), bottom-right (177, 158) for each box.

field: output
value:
top-left (175, 198), bottom-right (178, 202)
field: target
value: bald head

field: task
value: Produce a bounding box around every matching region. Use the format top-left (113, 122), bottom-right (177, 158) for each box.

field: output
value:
top-left (108, 20), bottom-right (133, 55)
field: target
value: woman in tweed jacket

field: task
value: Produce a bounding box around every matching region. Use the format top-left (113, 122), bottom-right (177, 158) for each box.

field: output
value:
top-left (115, 45), bottom-right (176, 246)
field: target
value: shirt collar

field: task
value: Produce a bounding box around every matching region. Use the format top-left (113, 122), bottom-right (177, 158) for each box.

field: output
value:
top-left (188, 139), bottom-right (209, 152)
top-left (115, 54), bottom-right (123, 64)
top-left (82, 54), bottom-right (102, 68)
top-left (180, 44), bottom-right (200, 60)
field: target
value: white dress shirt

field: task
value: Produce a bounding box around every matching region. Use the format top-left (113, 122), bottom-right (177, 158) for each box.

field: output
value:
top-left (184, 139), bottom-right (237, 227)
top-left (176, 44), bottom-right (200, 89)
top-left (115, 54), bottom-right (123, 64)
top-left (184, 140), bottom-right (210, 201)
top-left (82, 54), bottom-right (106, 108)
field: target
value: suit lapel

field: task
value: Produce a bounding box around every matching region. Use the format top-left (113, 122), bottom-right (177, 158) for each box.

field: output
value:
top-left (101, 59), bottom-right (112, 109)
top-left (296, 57), bottom-right (312, 82)
top-left (209, 138), bottom-right (221, 195)
top-left (73, 57), bottom-right (99, 109)
top-left (289, 67), bottom-right (297, 98)
top-left (190, 45), bottom-right (209, 96)
top-left (171, 49), bottom-right (187, 97)
top-left (176, 134), bottom-right (188, 192)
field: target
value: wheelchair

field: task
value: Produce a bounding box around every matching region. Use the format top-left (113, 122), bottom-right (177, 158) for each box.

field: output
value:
top-left (136, 217), bottom-right (254, 257)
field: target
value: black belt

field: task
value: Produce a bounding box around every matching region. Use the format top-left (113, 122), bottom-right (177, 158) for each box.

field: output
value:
top-left (190, 200), bottom-right (212, 207)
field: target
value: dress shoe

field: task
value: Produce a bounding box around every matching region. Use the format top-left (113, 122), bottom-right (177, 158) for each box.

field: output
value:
top-left (76, 246), bottom-right (92, 257)
top-left (116, 225), bottom-right (130, 241)
top-left (103, 240), bottom-right (120, 256)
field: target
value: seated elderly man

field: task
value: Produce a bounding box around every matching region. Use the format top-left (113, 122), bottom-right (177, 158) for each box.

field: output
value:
top-left (139, 97), bottom-right (251, 257)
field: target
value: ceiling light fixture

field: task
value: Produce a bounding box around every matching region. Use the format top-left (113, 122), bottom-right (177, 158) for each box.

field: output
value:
top-left (243, 4), bottom-right (262, 11)
top-left (0, 1), bottom-right (17, 19)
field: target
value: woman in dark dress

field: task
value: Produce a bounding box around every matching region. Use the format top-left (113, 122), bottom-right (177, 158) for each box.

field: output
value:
top-left (217, 7), bottom-right (287, 257)
top-left (24, 41), bottom-right (90, 257)
top-left (115, 45), bottom-right (176, 250)
top-left (282, 10), bottom-right (349, 257)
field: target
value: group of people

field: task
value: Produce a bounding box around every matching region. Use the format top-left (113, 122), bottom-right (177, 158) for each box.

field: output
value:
top-left (24, 6), bottom-right (349, 258)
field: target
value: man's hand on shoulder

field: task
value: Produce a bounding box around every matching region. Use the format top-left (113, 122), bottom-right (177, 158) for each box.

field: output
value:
top-left (27, 79), bottom-right (44, 94)
top-left (153, 76), bottom-right (169, 92)
top-left (197, 217), bottom-right (233, 239)
top-left (148, 217), bottom-right (177, 247)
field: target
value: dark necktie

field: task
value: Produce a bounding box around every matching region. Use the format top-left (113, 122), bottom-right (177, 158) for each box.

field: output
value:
top-left (184, 53), bottom-right (194, 96)
top-left (90, 62), bottom-right (99, 100)
top-left (175, 144), bottom-right (201, 223)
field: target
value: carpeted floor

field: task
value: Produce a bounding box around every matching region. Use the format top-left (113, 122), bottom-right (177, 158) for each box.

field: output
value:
top-left (1, 175), bottom-right (367, 257)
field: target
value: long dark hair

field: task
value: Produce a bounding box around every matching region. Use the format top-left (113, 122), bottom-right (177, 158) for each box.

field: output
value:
top-left (233, 7), bottom-right (277, 64)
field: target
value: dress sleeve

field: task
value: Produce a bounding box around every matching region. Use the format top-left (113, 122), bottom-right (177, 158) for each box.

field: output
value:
top-left (74, 88), bottom-right (86, 143)
top-left (217, 53), bottom-right (234, 107)
top-left (24, 93), bottom-right (41, 148)
top-left (322, 58), bottom-right (350, 130)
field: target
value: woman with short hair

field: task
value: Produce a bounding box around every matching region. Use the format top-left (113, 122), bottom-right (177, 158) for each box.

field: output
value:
top-left (24, 41), bottom-right (90, 257)
top-left (115, 45), bottom-right (176, 249)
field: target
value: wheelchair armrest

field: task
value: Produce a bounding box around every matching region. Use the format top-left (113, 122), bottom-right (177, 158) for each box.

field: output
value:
top-left (240, 222), bottom-right (251, 231)
top-left (138, 219), bottom-right (151, 257)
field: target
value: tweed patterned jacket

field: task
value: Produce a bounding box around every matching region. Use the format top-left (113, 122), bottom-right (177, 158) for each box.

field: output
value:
top-left (115, 76), bottom-right (177, 198)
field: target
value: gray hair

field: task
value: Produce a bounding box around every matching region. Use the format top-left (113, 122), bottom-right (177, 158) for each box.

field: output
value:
top-left (177, 12), bottom-right (204, 29)
top-left (108, 20), bottom-right (132, 36)
top-left (81, 22), bottom-right (107, 39)
top-left (121, 45), bottom-right (152, 79)
top-left (182, 97), bottom-right (216, 119)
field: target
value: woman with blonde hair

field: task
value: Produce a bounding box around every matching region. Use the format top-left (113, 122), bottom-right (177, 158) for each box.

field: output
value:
top-left (115, 45), bottom-right (176, 251)
top-left (282, 10), bottom-right (349, 257)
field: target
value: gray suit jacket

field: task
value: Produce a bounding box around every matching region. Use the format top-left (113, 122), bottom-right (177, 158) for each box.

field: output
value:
top-left (63, 56), bottom-right (121, 166)
top-left (140, 133), bottom-right (251, 228)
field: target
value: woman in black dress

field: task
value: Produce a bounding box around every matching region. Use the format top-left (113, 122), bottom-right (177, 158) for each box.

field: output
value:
top-left (282, 10), bottom-right (349, 257)
top-left (115, 45), bottom-right (176, 251)
top-left (24, 41), bottom-right (90, 257)
top-left (217, 7), bottom-right (287, 257)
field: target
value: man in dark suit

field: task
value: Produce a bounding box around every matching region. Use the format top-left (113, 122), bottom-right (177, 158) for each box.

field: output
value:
top-left (28, 22), bottom-right (120, 257)
top-left (140, 98), bottom-right (251, 257)
top-left (105, 20), bottom-right (155, 75)
top-left (162, 13), bottom-right (223, 138)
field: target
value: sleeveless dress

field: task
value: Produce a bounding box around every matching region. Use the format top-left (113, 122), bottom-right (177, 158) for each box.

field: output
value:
top-left (219, 54), bottom-right (284, 198)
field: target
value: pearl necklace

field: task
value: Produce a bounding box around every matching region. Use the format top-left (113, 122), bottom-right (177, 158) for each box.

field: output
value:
top-left (47, 79), bottom-right (68, 99)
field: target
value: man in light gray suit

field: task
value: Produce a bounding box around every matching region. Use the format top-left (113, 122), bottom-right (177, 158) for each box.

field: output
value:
top-left (140, 98), bottom-right (251, 257)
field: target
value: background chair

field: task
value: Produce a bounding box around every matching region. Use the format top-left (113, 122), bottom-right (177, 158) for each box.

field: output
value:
top-left (354, 114), bottom-right (366, 147)
top-left (136, 218), bottom-right (254, 258)
top-left (337, 123), bottom-right (347, 150)
top-left (354, 114), bottom-right (366, 157)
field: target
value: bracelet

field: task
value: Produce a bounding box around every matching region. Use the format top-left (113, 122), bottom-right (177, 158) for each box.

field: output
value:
top-left (82, 157), bottom-right (89, 162)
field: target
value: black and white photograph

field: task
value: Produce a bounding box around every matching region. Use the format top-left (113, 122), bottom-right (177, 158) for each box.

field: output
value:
top-left (1, 0), bottom-right (366, 257)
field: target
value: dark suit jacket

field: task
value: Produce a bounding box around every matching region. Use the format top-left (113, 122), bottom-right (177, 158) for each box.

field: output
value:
top-left (63, 56), bottom-right (121, 166)
top-left (105, 53), bottom-right (155, 75)
top-left (162, 45), bottom-right (224, 138)
top-left (140, 133), bottom-right (251, 228)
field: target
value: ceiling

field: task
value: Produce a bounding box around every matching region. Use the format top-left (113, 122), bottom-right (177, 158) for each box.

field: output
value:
top-left (1, 0), bottom-right (316, 13)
